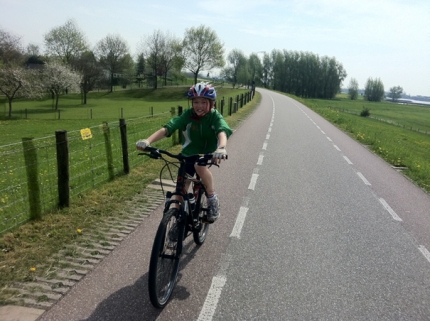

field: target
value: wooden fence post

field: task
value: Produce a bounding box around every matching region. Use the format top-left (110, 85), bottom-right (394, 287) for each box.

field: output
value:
top-left (22, 138), bottom-right (42, 218)
top-left (119, 118), bottom-right (130, 174)
top-left (229, 97), bottom-right (233, 116)
top-left (55, 130), bottom-right (70, 208)
top-left (103, 122), bottom-right (115, 180)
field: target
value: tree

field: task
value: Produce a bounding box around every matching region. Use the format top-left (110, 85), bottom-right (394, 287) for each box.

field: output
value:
top-left (73, 51), bottom-right (104, 104)
top-left (160, 34), bottom-right (184, 86)
top-left (44, 19), bottom-right (88, 65)
top-left (0, 65), bottom-right (43, 117)
top-left (261, 53), bottom-right (272, 88)
top-left (183, 25), bottom-right (225, 84)
top-left (248, 53), bottom-right (262, 86)
top-left (139, 30), bottom-right (165, 89)
top-left (95, 34), bottom-right (130, 92)
top-left (0, 28), bottom-right (23, 65)
top-left (225, 49), bottom-right (247, 88)
top-left (348, 78), bottom-right (359, 100)
top-left (388, 86), bottom-right (403, 102)
top-left (364, 77), bottom-right (385, 102)
top-left (42, 61), bottom-right (81, 109)
top-left (26, 43), bottom-right (40, 57)
top-left (118, 54), bottom-right (136, 89)
top-left (136, 53), bottom-right (145, 87)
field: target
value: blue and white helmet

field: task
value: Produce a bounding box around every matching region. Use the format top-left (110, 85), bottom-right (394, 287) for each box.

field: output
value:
top-left (187, 82), bottom-right (217, 101)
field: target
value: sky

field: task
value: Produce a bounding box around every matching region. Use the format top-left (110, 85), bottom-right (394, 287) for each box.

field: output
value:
top-left (1, 0), bottom-right (429, 96)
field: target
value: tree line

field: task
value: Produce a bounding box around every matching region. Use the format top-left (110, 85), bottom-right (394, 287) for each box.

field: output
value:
top-left (348, 78), bottom-right (403, 102)
top-left (1, 19), bottom-right (402, 118)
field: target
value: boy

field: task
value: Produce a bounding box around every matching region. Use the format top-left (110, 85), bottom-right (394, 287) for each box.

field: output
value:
top-left (136, 82), bottom-right (232, 222)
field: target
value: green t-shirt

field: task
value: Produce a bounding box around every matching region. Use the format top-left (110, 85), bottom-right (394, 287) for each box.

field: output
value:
top-left (164, 108), bottom-right (233, 156)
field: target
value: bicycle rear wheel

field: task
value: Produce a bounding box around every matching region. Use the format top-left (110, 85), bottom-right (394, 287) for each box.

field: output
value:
top-left (148, 208), bottom-right (184, 308)
top-left (193, 191), bottom-right (210, 245)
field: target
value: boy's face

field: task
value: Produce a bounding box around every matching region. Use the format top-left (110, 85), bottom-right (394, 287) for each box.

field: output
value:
top-left (192, 97), bottom-right (211, 117)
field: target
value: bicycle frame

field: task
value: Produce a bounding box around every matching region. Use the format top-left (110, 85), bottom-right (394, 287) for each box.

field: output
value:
top-left (140, 148), bottom-right (214, 233)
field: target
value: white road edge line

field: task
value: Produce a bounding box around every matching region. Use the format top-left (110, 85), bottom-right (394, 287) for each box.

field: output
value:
top-left (197, 276), bottom-right (227, 321)
top-left (379, 198), bottom-right (402, 221)
top-left (343, 156), bottom-right (353, 164)
top-left (230, 206), bottom-right (249, 239)
top-left (257, 155), bottom-right (264, 165)
top-left (248, 173), bottom-right (259, 190)
top-left (418, 245), bottom-right (430, 264)
top-left (357, 172), bottom-right (371, 185)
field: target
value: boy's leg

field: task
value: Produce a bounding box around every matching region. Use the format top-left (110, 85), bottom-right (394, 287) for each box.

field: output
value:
top-left (195, 165), bottom-right (219, 222)
top-left (195, 165), bottom-right (215, 195)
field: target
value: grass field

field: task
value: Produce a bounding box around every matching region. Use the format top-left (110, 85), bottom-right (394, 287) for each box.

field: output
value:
top-left (0, 85), bottom-right (248, 145)
top-left (287, 93), bottom-right (430, 193)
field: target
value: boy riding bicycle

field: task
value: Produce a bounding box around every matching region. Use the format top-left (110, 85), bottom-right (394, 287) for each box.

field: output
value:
top-left (136, 82), bottom-right (232, 223)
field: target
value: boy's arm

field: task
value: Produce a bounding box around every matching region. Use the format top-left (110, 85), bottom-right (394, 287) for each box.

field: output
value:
top-left (136, 128), bottom-right (167, 150)
top-left (147, 128), bottom-right (168, 144)
top-left (217, 131), bottom-right (227, 148)
top-left (213, 131), bottom-right (228, 163)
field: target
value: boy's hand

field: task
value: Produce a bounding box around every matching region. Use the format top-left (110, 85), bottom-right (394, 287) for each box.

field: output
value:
top-left (136, 139), bottom-right (150, 151)
top-left (213, 147), bottom-right (227, 163)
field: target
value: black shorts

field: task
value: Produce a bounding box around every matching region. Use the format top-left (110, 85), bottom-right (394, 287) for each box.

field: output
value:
top-left (184, 162), bottom-right (196, 177)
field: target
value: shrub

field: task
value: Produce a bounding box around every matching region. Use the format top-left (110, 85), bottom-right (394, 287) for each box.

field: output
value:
top-left (360, 107), bottom-right (370, 117)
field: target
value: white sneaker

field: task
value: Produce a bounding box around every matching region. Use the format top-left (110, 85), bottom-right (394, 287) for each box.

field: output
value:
top-left (207, 194), bottom-right (219, 223)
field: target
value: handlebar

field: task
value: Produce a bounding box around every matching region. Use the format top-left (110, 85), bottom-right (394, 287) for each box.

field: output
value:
top-left (138, 146), bottom-right (226, 166)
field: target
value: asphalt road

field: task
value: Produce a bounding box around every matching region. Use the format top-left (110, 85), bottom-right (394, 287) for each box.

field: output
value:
top-left (38, 88), bottom-right (430, 321)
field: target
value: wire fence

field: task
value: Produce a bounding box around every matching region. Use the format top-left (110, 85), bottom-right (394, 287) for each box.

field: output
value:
top-left (0, 89), bottom-right (255, 235)
top-left (0, 111), bottom-right (172, 235)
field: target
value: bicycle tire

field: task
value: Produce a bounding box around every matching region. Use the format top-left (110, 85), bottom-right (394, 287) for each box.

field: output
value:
top-left (193, 190), bottom-right (210, 245)
top-left (148, 208), bottom-right (184, 308)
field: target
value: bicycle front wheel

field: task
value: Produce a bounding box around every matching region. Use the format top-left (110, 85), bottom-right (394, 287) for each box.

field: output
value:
top-left (148, 208), bottom-right (184, 308)
top-left (193, 191), bottom-right (210, 245)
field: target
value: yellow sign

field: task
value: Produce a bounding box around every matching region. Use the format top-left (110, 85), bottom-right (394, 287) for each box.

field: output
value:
top-left (80, 128), bottom-right (93, 140)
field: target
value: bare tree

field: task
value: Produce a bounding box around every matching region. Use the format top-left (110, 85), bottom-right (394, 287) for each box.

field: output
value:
top-left (26, 44), bottom-right (40, 57)
top-left (0, 66), bottom-right (43, 117)
top-left (44, 19), bottom-right (88, 65)
top-left (139, 30), bottom-right (165, 89)
top-left (183, 25), bottom-right (225, 84)
top-left (0, 28), bottom-right (23, 65)
top-left (160, 33), bottom-right (183, 86)
top-left (95, 34), bottom-right (130, 92)
top-left (73, 51), bottom-right (104, 104)
top-left (42, 61), bottom-right (81, 109)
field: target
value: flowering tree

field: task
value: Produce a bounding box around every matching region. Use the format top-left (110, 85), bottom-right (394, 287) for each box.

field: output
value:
top-left (0, 66), bottom-right (43, 117)
top-left (43, 61), bottom-right (81, 109)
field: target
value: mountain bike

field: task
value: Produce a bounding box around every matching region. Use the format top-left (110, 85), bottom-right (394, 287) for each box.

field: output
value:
top-left (139, 146), bottom-right (220, 308)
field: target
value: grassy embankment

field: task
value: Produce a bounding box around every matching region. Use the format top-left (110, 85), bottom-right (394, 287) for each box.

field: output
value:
top-left (285, 93), bottom-right (430, 193)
